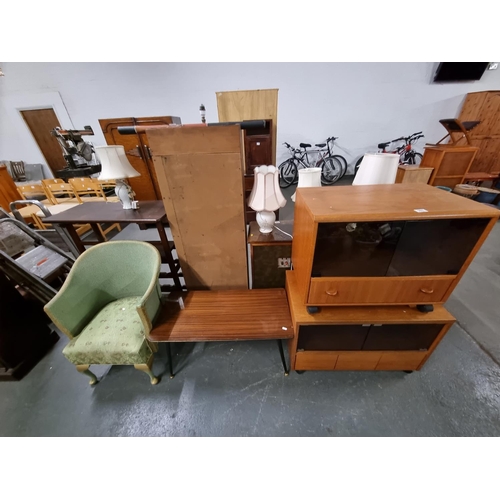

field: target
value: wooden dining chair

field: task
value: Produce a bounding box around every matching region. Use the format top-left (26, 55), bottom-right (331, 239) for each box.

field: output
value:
top-left (68, 177), bottom-right (121, 236)
top-left (42, 179), bottom-right (80, 205)
top-left (17, 183), bottom-right (51, 204)
top-left (69, 177), bottom-right (119, 202)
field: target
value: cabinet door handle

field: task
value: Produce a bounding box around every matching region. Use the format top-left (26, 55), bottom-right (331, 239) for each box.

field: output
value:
top-left (420, 288), bottom-right (434, 294)
top-left (325, 290), bottom-right (338, 296)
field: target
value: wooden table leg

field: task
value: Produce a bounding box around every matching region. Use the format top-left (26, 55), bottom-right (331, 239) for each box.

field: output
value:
top-left (156, 221), bottom-right (182, 289)
top-left (63, 223), bottom-right (86, 254)
top-left (90, 223), bottom-right (106, 243)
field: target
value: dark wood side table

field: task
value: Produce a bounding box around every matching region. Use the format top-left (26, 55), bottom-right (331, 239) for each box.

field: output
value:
top-left (248, 220), bottom-right (293, 288)
top-left (149, 288), bottom-right (294, 376)
top-left (43, 201), bottom-right (183, 290)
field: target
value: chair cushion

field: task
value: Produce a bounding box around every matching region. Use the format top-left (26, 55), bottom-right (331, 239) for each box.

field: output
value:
top-left (62, 296), bottom-right (153, 365)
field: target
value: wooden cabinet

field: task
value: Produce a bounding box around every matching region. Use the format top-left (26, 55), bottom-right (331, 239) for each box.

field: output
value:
top-left (420, 145), bottom-right (478, 187)
top-left (0, 165), bottom-right (21, 211)
top-left (99, 116), bottom-right (181, 201)
top-left (242, 120), bottom-right (273, 223)
top-left (395, 165), bottom-right (433, 184)
top-left (292, 184), bottom-right (498, 307)
top-left (248, 220), bottom-right (292, 288)
top-left (286, 271), bottom-right (455, 372)
top-left (454, 91), bottom-right (500, 173)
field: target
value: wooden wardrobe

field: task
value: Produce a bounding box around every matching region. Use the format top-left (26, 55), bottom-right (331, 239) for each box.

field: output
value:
top-left (454, 91), bottom-right (500, 173)
top-left (99, 116), bottom-right (181, 200)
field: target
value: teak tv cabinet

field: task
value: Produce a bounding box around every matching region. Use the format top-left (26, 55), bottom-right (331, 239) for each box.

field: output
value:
top-left (292, 184), bottom-right (498, 312)
top-left (286, 271), bottom-right (455, 372)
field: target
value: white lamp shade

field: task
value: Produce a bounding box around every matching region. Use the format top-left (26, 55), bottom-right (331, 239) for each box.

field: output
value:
top-left (291, 167), bottom-right (322, 202)
top-left (95, 145), bottom-right (141, 180)
top-left (248, 165), bottom-right (287, 212)
top-left (353, 153), bottom-right (399, 185)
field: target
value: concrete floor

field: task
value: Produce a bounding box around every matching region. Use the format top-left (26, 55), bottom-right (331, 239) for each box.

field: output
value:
top-left (1, 181), bottom-right (499, 436)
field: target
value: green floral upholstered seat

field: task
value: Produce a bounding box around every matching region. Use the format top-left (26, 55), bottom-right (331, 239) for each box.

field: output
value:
top-left (44, 241), bottom-right (162, 386)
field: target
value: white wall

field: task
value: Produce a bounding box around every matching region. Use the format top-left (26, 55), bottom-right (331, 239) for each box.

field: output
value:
top-left (1, 62), bottom-right (500, 173)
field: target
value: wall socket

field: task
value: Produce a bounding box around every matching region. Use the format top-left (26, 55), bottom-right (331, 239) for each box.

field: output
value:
top-left (278, 257), bottom-right (291, 269)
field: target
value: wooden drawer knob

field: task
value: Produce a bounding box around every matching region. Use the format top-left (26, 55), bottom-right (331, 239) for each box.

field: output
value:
top-left (420, 288), bottom-right (434, 294)
top-left (326, 290), bottom-right (338, 296)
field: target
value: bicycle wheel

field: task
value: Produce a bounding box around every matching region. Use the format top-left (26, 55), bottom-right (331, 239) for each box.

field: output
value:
top-left (320, 156), bottom-right (343, 185)
top-left (333, 154), bottom-right (348, 178)
top-left (278, 159), bottom-right (298, 188)
top-left (411, 152), bottom-right (423, 165)
top-left (402, 151), bottom-right (423, 165)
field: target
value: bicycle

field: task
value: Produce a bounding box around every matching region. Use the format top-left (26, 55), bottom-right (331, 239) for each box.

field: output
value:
top-left (315, 136), bottom-right (348, 185)
top-left (354, 131), bottom-right (424, 175)
top-left (278, 140), bottom-right (344, 188)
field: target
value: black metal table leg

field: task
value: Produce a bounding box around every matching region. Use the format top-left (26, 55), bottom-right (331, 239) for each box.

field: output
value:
top-left (277, 339), bottom-right (289, 376)
top-left (166, 343), bottom-right (175, 378)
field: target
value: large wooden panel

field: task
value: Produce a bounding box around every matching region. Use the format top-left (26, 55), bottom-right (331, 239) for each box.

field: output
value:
top-left (307, 276), bottom-right (454, 306)
top-left (469, 138), bottom-right (500, 173)
top-left (147, 126), bottom-right (248, 290)
top-left (216, 89), bottom-right (278, 165)
top-left (456, 91), bottom-right (500, 173)
top-left (0, 165), bottom-right (21, 211)
top-left (20, 108), bottom-right (66, 173)
top-left (480, 92), bottom-right (500, 136)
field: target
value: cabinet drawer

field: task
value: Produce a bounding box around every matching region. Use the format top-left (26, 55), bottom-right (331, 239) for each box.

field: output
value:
top-left (335, 352), bottom-right (382, 370)
top-left (376, 351), bottom-right (427, 370)
top-left (307, 277), bottom-right (454, 305)
top-left (295, 351), bottom-right (338, 370)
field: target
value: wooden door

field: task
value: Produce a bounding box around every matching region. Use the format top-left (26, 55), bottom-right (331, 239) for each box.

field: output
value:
top-left (20, 108), bottom-right (66, 174)
top-left (216, 89), bottom-right (278, 165)
top-left (99, 116), bottom-right (181, 201)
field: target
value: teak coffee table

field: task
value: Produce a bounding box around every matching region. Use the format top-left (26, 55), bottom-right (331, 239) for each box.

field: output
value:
top-left (149, 288), bottom-right (294, 376)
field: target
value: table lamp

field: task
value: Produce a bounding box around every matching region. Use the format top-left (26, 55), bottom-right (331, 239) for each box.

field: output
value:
top-left (248, 165), bottom-right (287, 233)
top-left (291, 167), bottom-right (322, 202)
top-left (353, 153), bottom-right (399, 185)
top-left (95, 145), bottom-right (141, 209)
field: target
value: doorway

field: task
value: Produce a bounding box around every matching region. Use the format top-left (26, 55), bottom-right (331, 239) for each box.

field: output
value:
top-left (20, 108), bottom-right (66, 174)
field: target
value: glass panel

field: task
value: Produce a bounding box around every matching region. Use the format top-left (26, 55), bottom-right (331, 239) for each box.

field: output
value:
top-left (297, 325), bottom-right (370, 351)
top-left (387, 218), bottom-right (489, 276)
top-left (363, 324), bottom-right (442, 351)
top-left (312, 221), bottom-right (404, 277)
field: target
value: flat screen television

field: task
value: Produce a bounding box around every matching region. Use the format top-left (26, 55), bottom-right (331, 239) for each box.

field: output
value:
top-left (434, 62), bottom-right (489, 82)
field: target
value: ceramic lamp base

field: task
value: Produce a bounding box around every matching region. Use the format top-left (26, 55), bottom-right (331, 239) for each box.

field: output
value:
top-left (256, 210), bottom-right (275, 233)
top-left (115, 179), bottom-right (138, 209)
